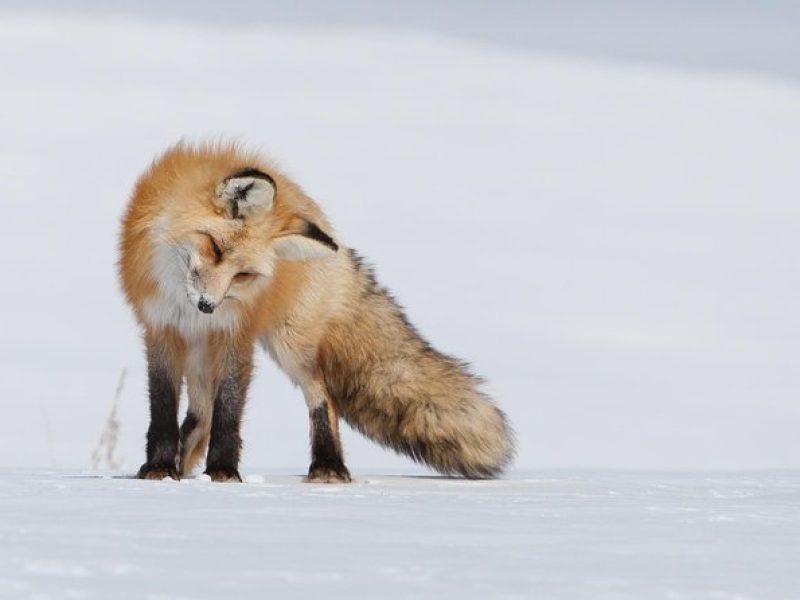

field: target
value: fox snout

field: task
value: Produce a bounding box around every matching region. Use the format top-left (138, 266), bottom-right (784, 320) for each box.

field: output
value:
top-left (187, 269), bottom-right (223, 315)
top-left (188, 262), bottom-right (226, 315)
top-left (197, 296), bottom-right (216, 314)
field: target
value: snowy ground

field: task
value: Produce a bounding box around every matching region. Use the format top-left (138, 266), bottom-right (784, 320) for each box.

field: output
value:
top-left (1, 469), bottom-right (799, 599)
top-left (0, 6), bottom-right (799, 598)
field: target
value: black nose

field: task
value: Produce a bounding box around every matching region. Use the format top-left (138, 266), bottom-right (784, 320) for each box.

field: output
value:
top-left (197, 298), bottom-right (215, 314)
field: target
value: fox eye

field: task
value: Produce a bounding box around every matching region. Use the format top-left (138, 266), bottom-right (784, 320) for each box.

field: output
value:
top-left (233, 272), bottom-right (257, 284)
top-left (205, 234), bottom-right (223, 262)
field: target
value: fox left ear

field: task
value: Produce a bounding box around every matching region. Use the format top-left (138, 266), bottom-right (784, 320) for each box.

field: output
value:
top-left (215, 168), bottom-right (276, 220)
top-left (273, 220), bottom-right (339, 261)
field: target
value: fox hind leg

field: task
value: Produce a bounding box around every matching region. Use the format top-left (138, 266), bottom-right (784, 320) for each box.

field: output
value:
top-left (303, 380), bottom-right (351, 483)
top-left (178, 410), bottom-right (211, 478)
top-left (177, 361), bottom-right (214, 477)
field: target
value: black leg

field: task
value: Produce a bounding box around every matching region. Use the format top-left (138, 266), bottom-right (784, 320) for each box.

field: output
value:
top-left (205, 374), bottom-right (247, 482)
top-left (138, 350), bottom-right (181, 480)
top-left (307, 402), bottom-right (351, 483)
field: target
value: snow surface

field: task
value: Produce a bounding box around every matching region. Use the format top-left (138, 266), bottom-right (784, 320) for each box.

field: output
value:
top-left (1, 7), bottom-right (799, 599)
top-left (1, 469), bottom-right (799, 599)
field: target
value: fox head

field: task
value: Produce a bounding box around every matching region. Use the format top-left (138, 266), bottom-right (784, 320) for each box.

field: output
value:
top-left (151, 167), bottom-right (338, 316)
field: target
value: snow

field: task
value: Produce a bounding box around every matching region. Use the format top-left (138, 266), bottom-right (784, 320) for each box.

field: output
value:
top-left (1, 469), bottom-right (799, 599)
top-left (0, 6), bottom-right (799, 597)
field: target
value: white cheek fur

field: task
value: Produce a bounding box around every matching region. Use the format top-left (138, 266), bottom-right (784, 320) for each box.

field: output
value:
top-left (142, 240), bottom-right (242, 339)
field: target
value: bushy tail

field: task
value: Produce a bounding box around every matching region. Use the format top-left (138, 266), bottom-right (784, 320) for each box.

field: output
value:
top-left (327, 351), bottom-right (514, 478)
top-left (321, 254), bottom-right (515, 478)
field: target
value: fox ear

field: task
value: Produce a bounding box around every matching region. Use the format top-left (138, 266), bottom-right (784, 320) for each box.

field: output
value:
top-left (273, 220), bottom-right (339, 261)
top-left (215, 168), bottom-right (276, 220)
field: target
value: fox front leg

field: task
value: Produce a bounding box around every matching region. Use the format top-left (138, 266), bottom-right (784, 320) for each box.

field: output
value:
top-left (303, 380), bottom-right (351, 483)
top-left (138, 333), bottom-right (185, 480)
top-left (204, 358), bottom-right (252, 483)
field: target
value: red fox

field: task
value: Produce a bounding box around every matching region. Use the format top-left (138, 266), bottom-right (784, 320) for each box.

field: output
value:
top-left (119, 141), bottom-right (514, 482)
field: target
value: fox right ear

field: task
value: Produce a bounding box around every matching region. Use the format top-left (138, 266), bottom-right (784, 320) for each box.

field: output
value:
top-left (215, 168), bottom-right (276, 220)
top-left (273, 219), bottom-right (339, 262)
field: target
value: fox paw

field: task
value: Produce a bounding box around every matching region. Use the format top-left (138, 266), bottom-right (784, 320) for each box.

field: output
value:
top-left (306, 461), bottom-right (352, 484)
top-left (204, 467), bottom-right (243, 483)
top-left (137, 463), bottom-right (179, 481)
